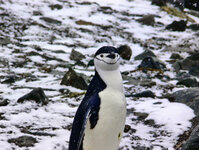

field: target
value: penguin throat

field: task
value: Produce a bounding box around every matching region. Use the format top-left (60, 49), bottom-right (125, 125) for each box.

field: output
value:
top-left (96, 68), bottom-right (123, 92)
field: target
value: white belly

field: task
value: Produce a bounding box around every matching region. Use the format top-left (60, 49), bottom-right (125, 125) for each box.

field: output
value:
top-left (83, 88), bottom-right (126, 150)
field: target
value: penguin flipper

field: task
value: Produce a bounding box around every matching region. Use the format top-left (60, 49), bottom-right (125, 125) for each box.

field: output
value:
top-left (69, 93), bottom-right (100, 150)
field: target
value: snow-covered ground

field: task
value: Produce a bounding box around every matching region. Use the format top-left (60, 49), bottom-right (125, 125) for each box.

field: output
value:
top-left (0, 0), bottom-right (198, 149)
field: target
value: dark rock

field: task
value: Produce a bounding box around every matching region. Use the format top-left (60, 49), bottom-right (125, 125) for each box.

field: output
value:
top-left (8, 136), bottom-right (37, 147)
top-left (134, 112), bottom-right (149, 120)
top-left (40, 17), bottom-right (62, 25)
top-left (189, 65), bottom-right (199, 77)
top-left (137, 15), bottom-right (155, 26)
top-left (188, 24), bottom-right (199, 31)
top-left (134, 50), bottom-right (156, 60)
top-left (171, 89), bottom-right (199, 116)
top-left (87, 59), bottom-right (94, 67)
top-left (184, 0), bottom-right (199, 11)
top-left (49, 4), bottom-right (63, 10)
top-left (0, 99), bottom-right (9, 106)
top-left (17, 88), bottom-right (49, 105)
top-left (124, 124), bottom-right (131, 133)
top-left (144, 119), bottom-right (156, 126)
top-left (33, 11), bottom-right (42, 16)
top-left (170, 53), bottom-right (183, 60)
top-left (151, 0), bottom-right (166, 6)
top-left (127, 90), bottom-right (155, 98)
top-left (177, 78), bottom-right (198, 87)
top-left (181, 124), bottom-right (199, 150)
top-left (117, 45), bottom-right (132, 60)
top-left (180, 52), bottom-right (199, 71)
top-left (70, 49), bottom-right (85, 61)
top-left (166, 20), bottom-right (187, 31)
top-left (138, 57), bottom-right (166, 71)
top-left (1, 76), bottom-right (18, 84)
top-left (60, 68), bottom-right (88, 90)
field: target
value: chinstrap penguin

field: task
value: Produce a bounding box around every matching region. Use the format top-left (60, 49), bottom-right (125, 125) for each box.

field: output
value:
top-left (69, 46), bottom-right (126, 150)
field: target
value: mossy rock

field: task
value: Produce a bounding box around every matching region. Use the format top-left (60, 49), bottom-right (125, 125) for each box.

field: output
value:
top-left (161, 6), bottom-right (195, 23)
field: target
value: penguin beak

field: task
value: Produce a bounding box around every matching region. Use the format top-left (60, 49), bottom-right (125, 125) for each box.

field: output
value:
top-left (107, 53), bottom-right (116, 59)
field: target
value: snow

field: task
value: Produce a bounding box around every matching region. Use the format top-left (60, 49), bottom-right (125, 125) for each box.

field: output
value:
top-left (0, 0), bottom-right (198, 149)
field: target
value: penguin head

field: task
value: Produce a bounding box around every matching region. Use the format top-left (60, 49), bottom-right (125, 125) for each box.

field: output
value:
top-left (94, 46), bottom-right (120, 71)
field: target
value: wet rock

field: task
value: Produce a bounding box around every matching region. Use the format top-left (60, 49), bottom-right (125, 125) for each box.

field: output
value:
top-left (8, 136), bottom-right (37, 147)
top-left (188, 24), bottom-right (199, 31)
top-left (166, 20), bottom-right (187, 31)
top-left (49, 4), bottom-right (63, 10)
top-left (0, 99), bottom-right (9, 106)
top-left (127, 90), bottom-right (155, 98)
top-left (117, 45), bottom-right (132, 60)
top-left (40, 17), bottom-right (62, 25)
top-left (181, 124), bottom-right (199, 150)
top-left (134, 50), bottom-right (156, 60)
top-left (171, 89), bottom-right (199, 116)
top-left (138, 57), bottom-right (166, 71)
top-left (60, 68), bottom-right (88, 90)
top-left (177, 78), bottom-right (198, 87)
top-left (137, 15), bottom-right (155, 26)
top-left (151, 0), bottom-right (166, 6)
top-left (17, 88), bottom-right (49, 105)
top-left (70, 49), bottom-right (85, 61)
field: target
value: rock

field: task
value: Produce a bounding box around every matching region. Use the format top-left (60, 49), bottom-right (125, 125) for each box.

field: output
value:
top-left (151, 0), bottom-right (166, 6)
top-left (127, 90), bottom-right (155, 98)
top-left (161, 6), bottom-right (195, 22)
top-left (170, 53), bottom-right (183, 60)
top-left (0, 37), bottom-right (11, 45)
top-left (181, 124), bottom-right (199, 150)
top-left (33, 11), bottom-right (42, 16)
top-left (166, 20), bottom-right (187, 31)
top-left (188, 24), bottom-right (199, 31)
top-left (171, 89), bottom-right (199, 116)
top-left (8, 136), bottom-right (37, 147)
top-left (137, 15), bottom-right (155, 26)
top-left (144, 119), bottom-right (156, 126)
top-left (177, 78), bottom-right (198, 87)
top-left (49, 4), bottom-right (63, 10)
top-left (75, 20), bottom-right (95, 26)
top-left (60, 68), bottom-right (88, 90)
top-left (117, 45), bottom-right (132, 60)
top-left (0, 99), bottom-right (9, 106)
top-left (180, 52), bottom-right (199, 71)
top-left (134, 112), bottom-right (149, 120)
top-left (184, 0), bottom-right (199, 11)
top-left (1, 75), bottom-right (19, 84)
top-left (138, 57), bottom-right (166, 71)
top-left (189, 65), bottom-right (199, 77)
top-left (87, 59), bottom-right (94, 67)
top-left (40, 17), bottom-right (62, 25)
top-left (70, 49), bottom-right (85, 61)
top-left (17, 88), bottom-right (49, 105)
top-left (134, 50), bottom-right (156, 60)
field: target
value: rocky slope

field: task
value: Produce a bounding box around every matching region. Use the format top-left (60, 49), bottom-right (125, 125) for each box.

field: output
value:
top-left (0, 0), bottom-right (199, 149)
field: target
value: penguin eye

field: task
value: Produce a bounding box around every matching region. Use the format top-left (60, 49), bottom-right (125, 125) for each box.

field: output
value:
top-left (100, 54), bottom-right (104, 58)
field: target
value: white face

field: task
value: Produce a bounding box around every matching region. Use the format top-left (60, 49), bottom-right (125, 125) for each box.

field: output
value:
top-left (94, 53), bottom-right (120, 71)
